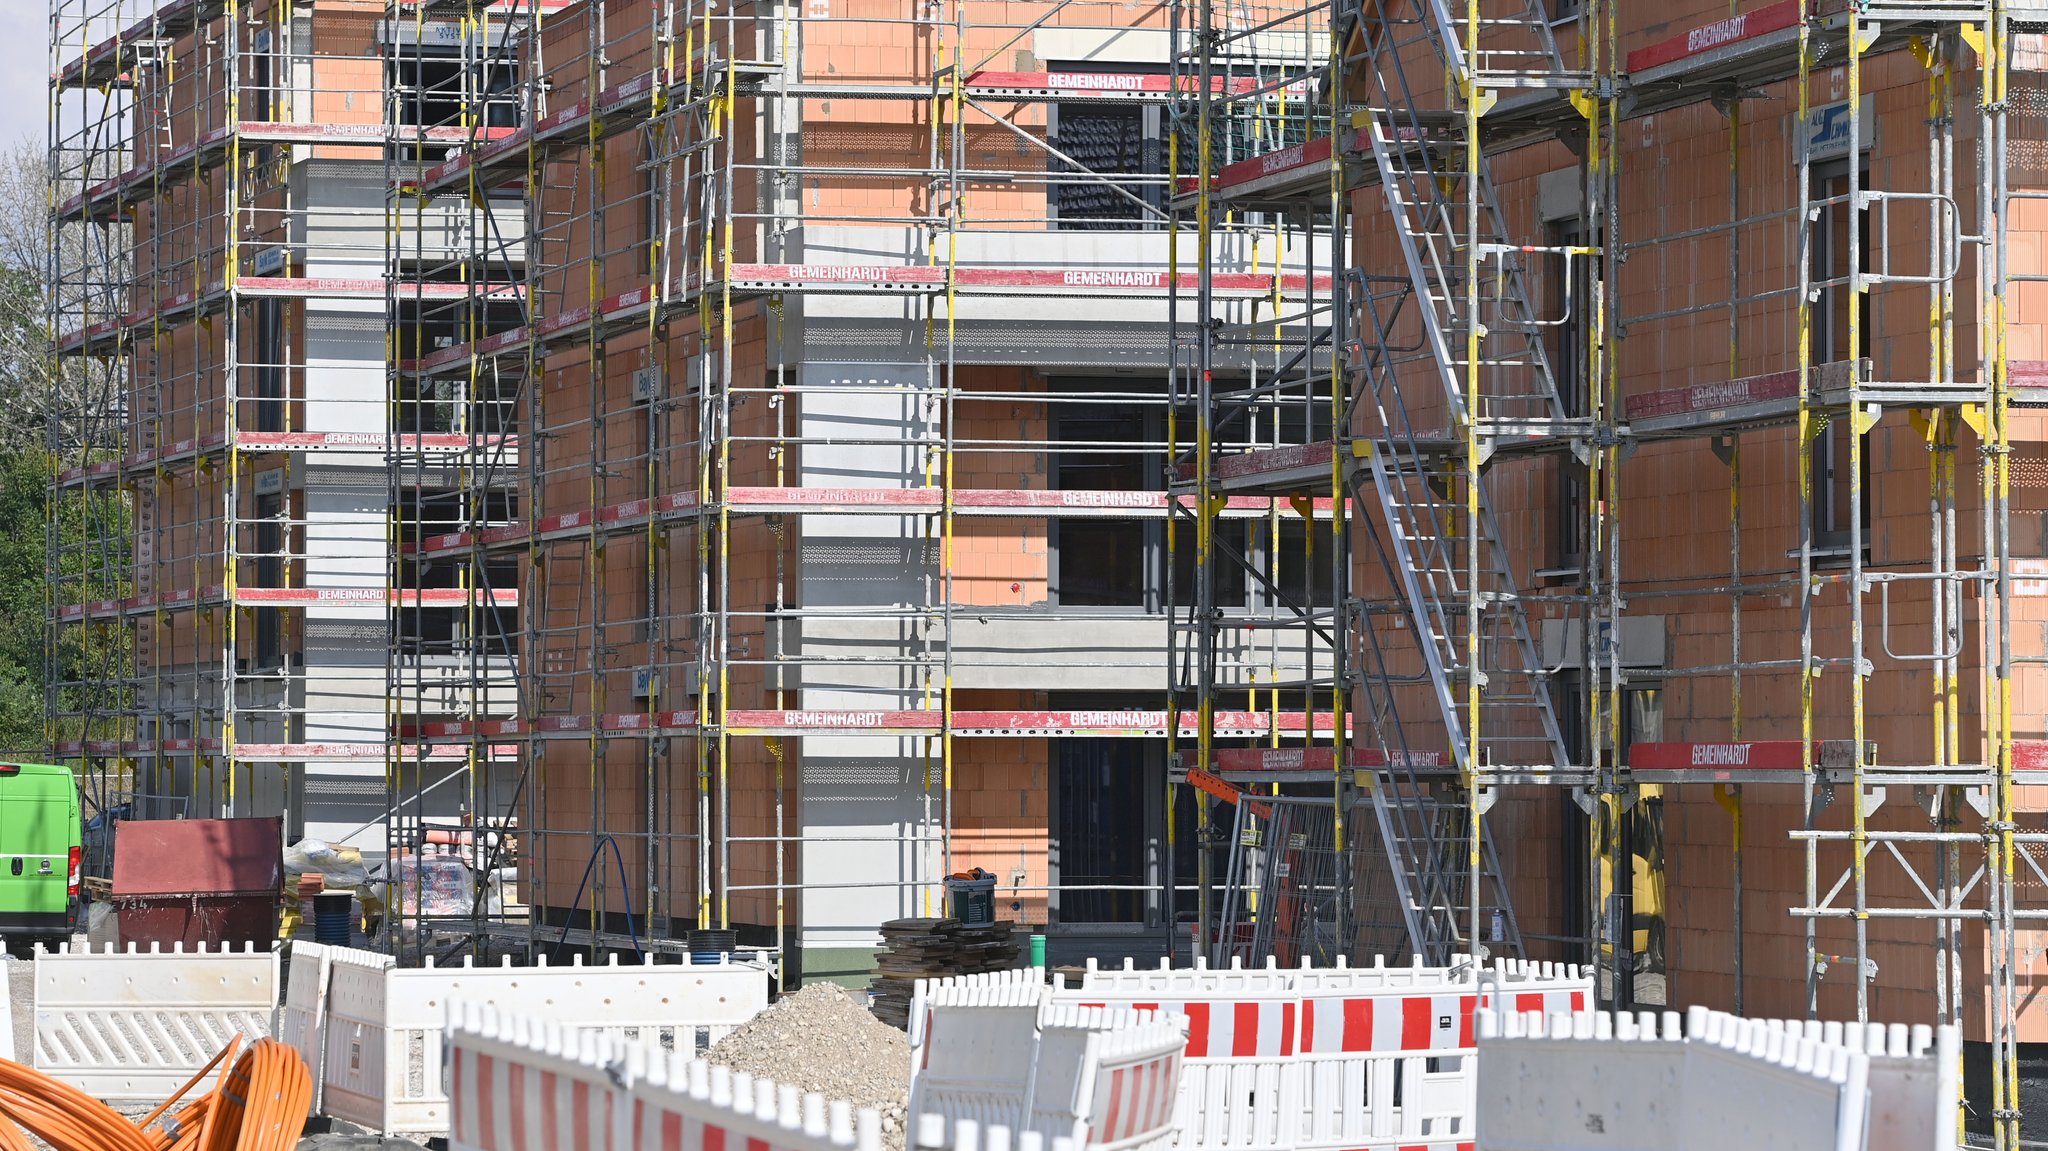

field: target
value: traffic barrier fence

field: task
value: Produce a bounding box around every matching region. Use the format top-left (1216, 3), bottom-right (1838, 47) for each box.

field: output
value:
top-left (1475, 1004), bottom-right (1959, 1151)
top-left (29, 941), bottom-right (278, 1101)
top-left (290, 941), bottom-right (769, 1134)
top-left (447, 999), bottom-right (881, 1151)
top-left (1054, 955), bottom-right (1590, 1151)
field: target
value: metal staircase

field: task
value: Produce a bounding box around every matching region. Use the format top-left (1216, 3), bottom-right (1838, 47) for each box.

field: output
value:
top-left (1338, 0), bottom-right (1586, 959)
top-left (1364, 768), bottom-right (1525, 960)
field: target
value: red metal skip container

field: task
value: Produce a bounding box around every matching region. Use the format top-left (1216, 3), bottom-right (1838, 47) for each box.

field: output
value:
top-left (109, 817), bottom-right (283, 949)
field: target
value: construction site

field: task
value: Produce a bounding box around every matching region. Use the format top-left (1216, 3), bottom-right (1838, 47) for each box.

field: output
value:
top-left (33, 0), bottom-right (2048, 1142)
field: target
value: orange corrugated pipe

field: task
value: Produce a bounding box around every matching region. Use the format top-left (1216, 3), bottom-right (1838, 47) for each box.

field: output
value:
top-left (0, 1035), bottom-right (309, 1151)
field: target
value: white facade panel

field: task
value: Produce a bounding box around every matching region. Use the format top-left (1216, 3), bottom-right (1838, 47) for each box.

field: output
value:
top-left (797, 362), bottom-right (944, 949)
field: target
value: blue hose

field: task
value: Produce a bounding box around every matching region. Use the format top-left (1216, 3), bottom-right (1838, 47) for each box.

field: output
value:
top-left (549, 834), bottom-right (645, 961)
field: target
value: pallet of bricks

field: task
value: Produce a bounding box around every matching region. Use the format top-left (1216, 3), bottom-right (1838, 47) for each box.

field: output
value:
top-left (870, 918), bottom-right (1023, 1029)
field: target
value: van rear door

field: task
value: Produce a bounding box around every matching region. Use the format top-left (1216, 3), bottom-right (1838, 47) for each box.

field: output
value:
top-left (0, 766), bottom-right (70, 921)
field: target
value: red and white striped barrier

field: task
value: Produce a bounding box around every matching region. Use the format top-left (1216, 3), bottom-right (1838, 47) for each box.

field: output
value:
top-left (907, 971), bottom-right (1190, 1151)
top-left (449, 1011), bottom-right (626, 1151)
top-left (1057, 961), bottom-right (1301, 1151)
top-left (447, 1000), bottom-right (883, 1151)
top-left (1292, 958), bottom-right (1590, 1151)
top-left (1053, 956), bottom-right (1591, 1151)
top-left (1295, 987), bottom-right (1476, 1151)
top-left (1029, 1005), bottom-right (1186, 1151)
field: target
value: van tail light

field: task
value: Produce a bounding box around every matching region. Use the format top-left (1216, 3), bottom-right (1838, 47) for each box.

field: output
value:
top-left (67, 847), bottom-right (80, 899)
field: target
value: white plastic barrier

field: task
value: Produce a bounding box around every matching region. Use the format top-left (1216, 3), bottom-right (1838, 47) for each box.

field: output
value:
top-left (1853, 1021), bottom-right (1962, 1151)
top-left (909, 968), bottom-right (1047, 1130)
top-left (1688, 1012), bottom-right (1960, 1151)
top-left (1480, 1009), bottom-right (1688, 1151)
top-left (313, 947), bottom-right (770, 1134)
top-left (1685, 1017), bottom-right (1864, 1151)
top-left (1290, 958), bottom-right (1590, 1151)
top-left (1057, 958), bottom-right (1300, 1151)
top-left (310, 944), bottom-right (402, 1129)
top-left (1475, 1005), bottom-right (1960, 1151)
top-left (277, 940), bottom-right (352, 1113)
top-left (30, 941), bottom-right (279, 1101)
top-left (1055, 956), bottom-right (1591, 1151)
top-left (1029, 1004), bottom-right (1186, 1151)
top-left (915, 1115), bottom-right (1077, 1151)
top-left (446, 1000), bottom-right (882, 1151)
top-left (0, 959), bottom-right (14, 1062)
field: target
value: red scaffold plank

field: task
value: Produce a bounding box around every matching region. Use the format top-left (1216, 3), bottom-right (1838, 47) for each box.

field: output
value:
top-left (1622, 368), bottom-right (1802, 421)
top-left (236, 587), bottom-right (521, 607)
top-left (727, 264), bottom-right (1332, 293)
top-left (1218, 441), bottom-right (1335, 479)
top-left (57, 586), bottom-right (521, 618)
top-left (229, 742), bottom-right (522, 761)
top-left (1200, 746), bottom-right (1450, 773)
top-left (53, 740), bottom-right (520, 760)
top-left (244, 276), bottom-right (521, 300)
top-left (237, 432), bottom-right (518, 454)
top-left (1204, 135), bottom-right (1340, 200)
top-left (404, 709), bottom-right (1352, 740)
top-left (1625, 0), bottom-right (1806, 74)
top-left (962, 71), bottom-right (1306, 99)
top-left (1627, 741), bottom-right (1812, 774)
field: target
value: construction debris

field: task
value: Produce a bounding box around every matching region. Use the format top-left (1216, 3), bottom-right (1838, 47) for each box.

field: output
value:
top-left (866, 918), bottom-right (1024, 1030)
top-left (704, 983), bottom-right (911, 1150)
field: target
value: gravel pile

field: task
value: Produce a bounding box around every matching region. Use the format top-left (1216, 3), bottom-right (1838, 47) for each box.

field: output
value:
top-left (705, 983), bottom-right (912, 1149)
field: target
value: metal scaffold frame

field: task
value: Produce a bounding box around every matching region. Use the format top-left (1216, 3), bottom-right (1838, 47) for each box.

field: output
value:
top-left (48, 1), bottom-right (143, 845)
top-left (382, 0), bottom-right (1349, 971)
top-left (56, 2), bottom-right (2034, 1135)
top-left (384, 0), bottom-right (539, 960)
top-left (1166, 0), bottom-right (1614, 972)
top-left (49, 0), bottom-right (512, 861)
top-left (1171, 0), bottom-right (2029, 1138)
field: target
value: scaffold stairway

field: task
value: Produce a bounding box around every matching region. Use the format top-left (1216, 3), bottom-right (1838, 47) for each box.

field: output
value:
top-left (1350, 452), bottom-right (1562, 759)
top-left (1347, 0), bottom-right (1575, 768)
top-left (1336, 0), bottom-right (1580, 959)
top-left (1364, 769), bottom-right (1524, 960)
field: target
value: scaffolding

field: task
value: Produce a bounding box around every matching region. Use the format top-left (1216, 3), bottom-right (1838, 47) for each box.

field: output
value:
top-left (48, 0), bottom-right (507, 857)
top-left (380, 0), bottom-right (1348, 968)
top-left (383, 0), bottom-right (536, 957)
top-left (49, 0), bottom-right (2043, 1136)
top-left (1170, 0), bottom-right (2029, 1142)
top-left (1166, 0), bottom-right (1600, 975)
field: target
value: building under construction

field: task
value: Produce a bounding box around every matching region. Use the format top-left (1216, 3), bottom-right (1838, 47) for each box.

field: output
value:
top-left (43, 0), bottom-right (2048, 1137)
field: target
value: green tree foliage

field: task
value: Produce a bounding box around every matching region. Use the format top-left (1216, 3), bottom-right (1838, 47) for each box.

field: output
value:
top-left (0, 136), bottom-right (136, 775)
top-left (0, 446), bottom-right (49, 753)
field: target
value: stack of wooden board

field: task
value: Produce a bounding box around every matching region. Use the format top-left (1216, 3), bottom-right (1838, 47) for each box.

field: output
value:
top-left (867, 916), bottom-right (1024, 1028)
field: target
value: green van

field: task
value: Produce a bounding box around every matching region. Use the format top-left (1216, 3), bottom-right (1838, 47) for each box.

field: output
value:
top-left (0, 763), bottom-right (81, 949)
